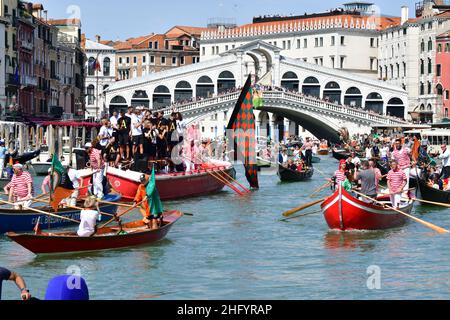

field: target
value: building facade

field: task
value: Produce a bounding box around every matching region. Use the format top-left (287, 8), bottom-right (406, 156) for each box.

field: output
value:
top-left (436, 30), bottom-right (450, 119)
top-left (200, 3), bottom-right (400, 79)
top-left (378, 1), bottom-right (450, 123)
top-left (84, 38), bottom-right (116, 120)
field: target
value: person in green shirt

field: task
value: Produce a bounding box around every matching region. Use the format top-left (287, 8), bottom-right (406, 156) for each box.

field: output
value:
top-left (342, 171), bottom-right (353, 192)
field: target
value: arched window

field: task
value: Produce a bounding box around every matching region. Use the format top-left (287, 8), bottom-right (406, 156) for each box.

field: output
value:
top-left (281, 71), bottom-right (299, 91)
top-left (421, 40), bottom-right (425, 52)
top-left (87, 85), bottom-right (95, 105)
top-left (437, 84), bottom-right (443, 95)
top-left (428, 38), bottom-right (433, 51)
top-left (109, 95), bottom-right (128, 114)
top-left (323, 81), bottom-right (341, 104)
top-left (387, 98), bottom-right (405, 119)
top-left (302, 77), bottom-right (320, 98)
top-left (131, 90), bottom-right (150, 108)
top-left (175, 81), bottom-right (193, 102)
top-left (217, 71), bottom-right (236, 94)
top-left (428, 81), bottom-right (432, 94)
top-left (344, 87), bottom-right (362, 108)
top-left (365, 92), bottom-right (384, 114)
top-left (196, 76), bottom-right (214, 98)
top-left (103, 57), bottom-right (111, 76)
top-left (153, 85), bottom-right (171, 109)
top-left (88, 57), bottom-right (96, 76)
top-left (428, 58), bottom-right (432, 74)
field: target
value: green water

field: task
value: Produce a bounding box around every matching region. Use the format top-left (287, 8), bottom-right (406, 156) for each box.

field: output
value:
top-left (1, 156), bottom-right (450, 300)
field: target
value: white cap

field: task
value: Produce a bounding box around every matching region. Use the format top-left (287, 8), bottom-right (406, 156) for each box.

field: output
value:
top-left (13, 163), bottom-right (23, 169)
top-left (85, 143), bottom-right (92, 148)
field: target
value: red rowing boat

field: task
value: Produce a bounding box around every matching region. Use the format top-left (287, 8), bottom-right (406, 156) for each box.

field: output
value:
top-left (107, 162), bottom-right (236, 201)
top-left (6, 211), bottom-right (183, 255)
top-left (321, 188), bottom-right (413, 231)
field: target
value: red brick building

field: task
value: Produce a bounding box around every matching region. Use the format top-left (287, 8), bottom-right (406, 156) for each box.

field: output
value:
top-left (436, 30), bottom-right (450, 119)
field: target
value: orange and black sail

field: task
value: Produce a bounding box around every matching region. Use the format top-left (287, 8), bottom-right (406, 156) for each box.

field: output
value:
top-left (227, 75), bottom-right (259, 189)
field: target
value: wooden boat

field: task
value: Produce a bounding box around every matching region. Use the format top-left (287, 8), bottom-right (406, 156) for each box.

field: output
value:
top-left (6, 211), bottom-right (183, 255)
top-left (278, 166), bottom-right (314, 182)
top-left (107, 162), bottom-right (236, 202)
top-left (318, 149), bottom-right (329, 156)
top-left (418, 179), bottom-right (450, 204)
top-left (4, 149), bottom-right (41, 165)
top-left (0, 194), bottom-right (121, 233)
top-left (321, 188), bottom-right (413, 231)
top-left (332, 149), bottom-right (349, 161)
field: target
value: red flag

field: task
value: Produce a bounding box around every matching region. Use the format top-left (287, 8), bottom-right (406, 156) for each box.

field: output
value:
top-left (33, 217), bottom-right (42, 235)
top-left (50, 187), bottom-right (74, 212)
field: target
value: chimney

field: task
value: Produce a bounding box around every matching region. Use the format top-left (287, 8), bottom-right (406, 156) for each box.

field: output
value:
top-left (95, 35), bottom-right (101, 43)
top-left (401, 6), bottom-right (409, 25)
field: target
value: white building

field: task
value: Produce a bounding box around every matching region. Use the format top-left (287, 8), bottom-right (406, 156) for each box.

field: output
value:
top-left (200, 3), bottom-right (401, 79)
top-left (84, 38), bottom-right (116, 120)
top-left (378, 2), bottom-right (450, 123)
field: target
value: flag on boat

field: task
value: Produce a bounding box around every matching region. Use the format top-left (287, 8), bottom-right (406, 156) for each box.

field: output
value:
top-left (50, 154), bottom-right (73, 211)
top-left (33, 217), bottom-right (42, 235)
top-left (227, 75), bottom-right (259, 189)
top-left (146, 166), bottom-right (164, 216)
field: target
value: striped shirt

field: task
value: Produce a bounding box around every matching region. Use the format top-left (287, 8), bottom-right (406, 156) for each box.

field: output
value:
top-left (387, 169), bottom-right (406, 193)
top-left (6, 171), bottom-right (34, 198)
top-left (89, 148), bottom-right (104, 170)
top-left (334, 170), bottom-right (347, 184)
top-left (392, 148), bottom-right (411, 170)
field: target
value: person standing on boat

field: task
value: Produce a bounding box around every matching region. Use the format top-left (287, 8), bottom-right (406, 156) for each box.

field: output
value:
top-left (87, 140), bottom-right (104, 200)
top-left (77, 197), bottom-right (100, 237)
top-left (109, 110), bottom-right (119, 131)
top-left (117, 110), bottom-right (132, 162)
top-left (392, 139), bottom-right (411, 191)
top-left (98, 120), bottom-right (113, 152)
top-left (330, 160), bottom-right (348, 188)
top-left (438, 144), bottom-right (450, 179)
top-left (0, 267), bottom-right (32, 300)
top-left (301, 137), bottom-right (313, 167)
top-left (387, 160), bottom-right (407, 209)
top-left (354, 161), bottom-right (378, 203)
top-left (131, 109), bottom-right (144, 156)
top-left (134, 175), bottom-right (160, 230)
top-left (4, 163), bottom-right (34, 210)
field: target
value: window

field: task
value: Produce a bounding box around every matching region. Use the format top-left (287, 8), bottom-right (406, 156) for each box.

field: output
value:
top-left (297, 39), bottom-right (301, 49)
top-left (303, 39), bottom-right (307, 48)
top-left (421, 40), bottom-right (425, 52)
top-left (212, 47), bottom-right (215, 55)
top-left (340, 56), bottom-right (345, 68)
top-left (320, 37), bottom-right (323, 47)
top-left (172, 56), bottom-right (177, 65)
top-left (149, 42), bottom-right (153, 49)
top-left (154, 41), bottom-right (158, 49)
top-left (225, 45), bottom-right (229, 51)
top-left (428, 81), bottom-right (432, 94)
top-left (446, 90), bottom-right (449, 100)
top-left (202, 47), bottom-right (205, 56)
top-left (180, 56), bottom-right (185, 65)
top-left (315, 38), bottom-right (318, 47)
top-left (437, 64), bottom-right (442, 77)
top-left (428, 38), bottom-right (433, 51)
top-left (420, 83), bottom-right (424, 95)
top-left (331, 56), bottom-right (335, 68)
top-left (103, 57), bottom-right (111, 76)
top-left (87, 85), bottom-right (95, 105)
top-left (143, 56), bottom-right (146, 63)
top-left (403, 62), bottom-right (407, 77)
top-left (119, 57), bottom-right (122, 64)
top-left (340, 36), bottom-right (345, 45)
top-left (331, 36), bottom-right (335, 46)
top-left (126, 57), bottom-right (130, 64)
top-left (133, 57), bottom-right (137, 64)
top-left (446, 43), bottom-right (450, 52)
top-left (216, 46), bottom-right (219, 54)
top-left (287, 40), bottom-right (291, 50)
top-left (161, 56), bottom-right (166, 65)
top-left (420, 59), bottom-right (424, 75)
top-left (428, 58), bottom-right (432, 74)
top-left (438, 44), bottom-right (442, 52)
top-left (150, 56), bottom-right (155, 64)
top-left (283, 41), bottom-right (286, 49)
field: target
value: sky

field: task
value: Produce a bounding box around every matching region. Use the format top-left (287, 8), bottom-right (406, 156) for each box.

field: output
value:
top-left (39, 0), bottom-right (411, 41)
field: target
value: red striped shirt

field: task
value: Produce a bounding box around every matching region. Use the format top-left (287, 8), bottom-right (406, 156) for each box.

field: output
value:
top-left (392, 148), bottom-right (411, 170)
top-left (6, 171), bottom-right (34, 198)
top-left (387, 169), bottom-right (406, 193)
top-left (89, 148), bottom-right (104, 170)
top-left (334, 170), bottom-right (346, 184)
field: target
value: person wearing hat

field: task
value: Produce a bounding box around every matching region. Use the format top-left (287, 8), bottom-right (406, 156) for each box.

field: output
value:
top-left (77, 197), bottom-right (100, 237)
top-left (0, 140), bottom-right (6, 178)
top-left (133, 174), bottom-right (160, 230)
top-left (4, 163), bottom-right (34, 209)
top-left (330, 160), bottom-right (348, 189)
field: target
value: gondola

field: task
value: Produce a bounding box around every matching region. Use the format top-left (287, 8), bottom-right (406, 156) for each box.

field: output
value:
top-left (0, 194), bottom-right (121, 233)
top-left (278, 166), bottom-right (314, 182)
top-left (4, 149), bottom-right (41, 165)
top-left (6, 211), bottom-right (183, 255)
top-left (332, 149), bottom-right (350, 161)
top-left (318, 149), bottom-right (329, 156)
top-left (322, 188), bottom-right (414, 231)
top-left (418, 179), bottom-right (450, 204)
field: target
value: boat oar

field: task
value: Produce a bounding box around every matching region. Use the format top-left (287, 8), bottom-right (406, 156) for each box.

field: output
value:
top-left (282, 198), bottom-right (327, 218)
top-left (30, 198), bottom-right (116, 218)
top-left (82, 199), bottom-right (135, 208)
top-left (100, 198), bottom-right (146, 229)
top-left (214, 166), bottom-right (251, 194)
top-left (280, 209), bottom-right (322, 222)
top-left (207, 169), bottom-right (245, 196)
top-left (309, 182), bottom-right (332, 197)
top-left (353, 190), bottom-right (450, 234)
top-left (403, 197), bottom-right (450, 209)
top-left (0, 199), bottom-right (80, 224)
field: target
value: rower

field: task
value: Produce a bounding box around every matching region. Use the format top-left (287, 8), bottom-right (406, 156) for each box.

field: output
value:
top-left (61, 164), bottom-right (81, 207)
top-left (386, 160), bottom-right (407, 209)
top-left (354, 161), bottom-right (378, 203)
top-left (134, 174), bottom-right (160, 230)
top-left (4, 163), bottom-right (34, 210)
top-left (77, 197), bottom-right (100, 237)
top-left (329, 159), bottom-right (348, 189)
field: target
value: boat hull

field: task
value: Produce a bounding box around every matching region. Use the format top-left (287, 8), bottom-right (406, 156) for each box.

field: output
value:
top-left (107, 165), bottom-right (237, 201)
top-left (0, 194), bottom-right (120, 233)
top-left (318, 149), bottom-right (329, 156)
top-left (6, 211), bottom-right (183, 255)
top-left (418, 180), bottom-right (450, 204)
top-left (321, 189), bottom-right (412, 231)
top-left (278, 166), bottom-right (314, 182)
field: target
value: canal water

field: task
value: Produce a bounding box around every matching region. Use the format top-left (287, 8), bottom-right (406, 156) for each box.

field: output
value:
top-left (1, 156), bottom-right (450, 300)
